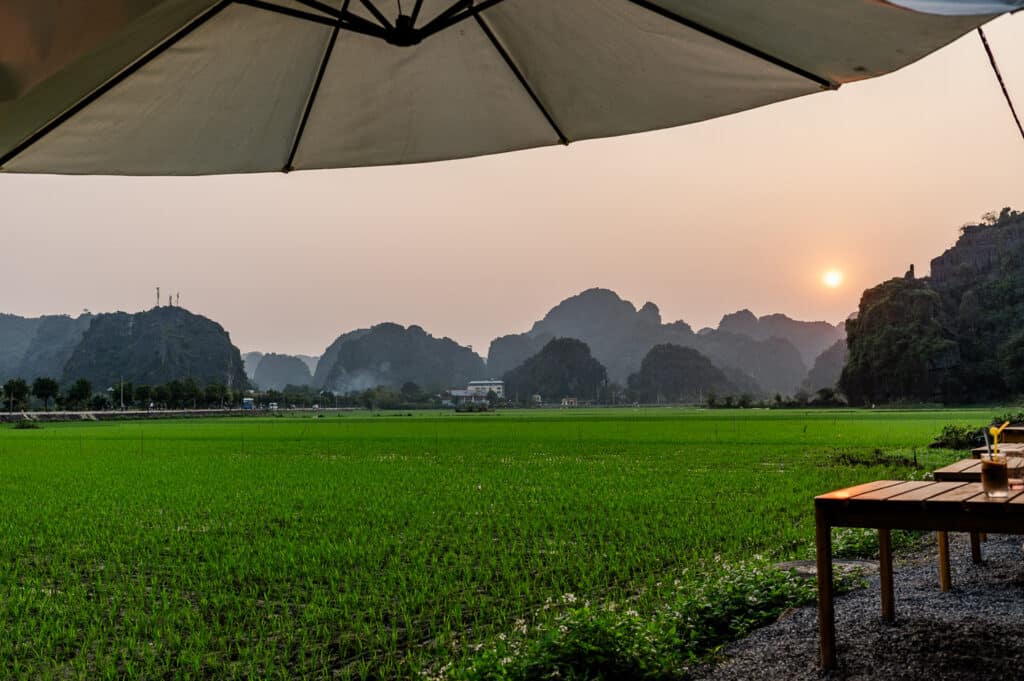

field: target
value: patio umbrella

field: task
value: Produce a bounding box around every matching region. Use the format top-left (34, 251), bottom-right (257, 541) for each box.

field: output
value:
top-left (0, 0), bottom-right (1018, 175)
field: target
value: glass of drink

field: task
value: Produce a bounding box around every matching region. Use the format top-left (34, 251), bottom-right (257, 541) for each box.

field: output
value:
top-left (981, 454), bottom-right (1009, 498)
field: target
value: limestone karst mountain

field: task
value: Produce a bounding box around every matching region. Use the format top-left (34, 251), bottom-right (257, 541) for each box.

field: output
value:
top-left (842, 208), bottom-right (1024, 404)
top-left (295, 355), bottom-right (319, 376)
top-left (628, 344), bottom-right (739, 403)
top-left (486, 288), bottom-right (809, 396)
top-left (253, 353), bottom-right (313, 391)
top-left (0, 312), bottom-right (93, 382)
top-left (802, 340), bottom-right (849, 393)
top-left (502, 338), bottom-right (608, 403)
top-left (718, 309), bottom-right (845, 368)
top-left (314, 323), bottom-right (485, 393)
top-left (62, 306), bottom-right (247, 390)
top-left (241, 352), bottom-right (264, 381)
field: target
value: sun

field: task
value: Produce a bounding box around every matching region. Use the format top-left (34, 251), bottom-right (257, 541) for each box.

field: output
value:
top-left (822, 269), bottom-right (844, 288)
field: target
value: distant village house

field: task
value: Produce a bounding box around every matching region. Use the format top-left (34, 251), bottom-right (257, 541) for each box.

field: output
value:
top-left (467, 380), bottom-right (504, 399)
top-left (442, 379), bottom-right (505, 407)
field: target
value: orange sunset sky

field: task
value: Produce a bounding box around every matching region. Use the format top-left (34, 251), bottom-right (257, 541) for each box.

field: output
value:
top-left (1, 12), bottom-right (1022, 358)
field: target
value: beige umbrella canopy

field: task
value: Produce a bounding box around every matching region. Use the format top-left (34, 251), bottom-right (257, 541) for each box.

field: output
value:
top-left (0, 0), bottom-right (1014, 175)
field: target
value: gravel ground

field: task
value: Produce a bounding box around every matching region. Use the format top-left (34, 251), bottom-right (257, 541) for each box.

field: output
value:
top-left (692, 533), bottom-right (1024, 681)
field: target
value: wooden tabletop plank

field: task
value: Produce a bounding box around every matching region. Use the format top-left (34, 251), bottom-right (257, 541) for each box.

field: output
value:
top-left (819, 480), bottom-right (1024, 537)
top-left (816, 480), bottom-right (905, 501)
top-left (934, 457), bottom-right (1024, 482)
top-left (972, 443), bottom-right (1024, 457)
top-left (927, 483), bottom-right (986, 503)
top-left (935, 459), bottom-right (980, 474)
top-left (854, 480), bottom-right (934, 501)
top-left (962, 489), bottom-right (1024, 504)
top-left (888, 481), bottom-right (966, 501)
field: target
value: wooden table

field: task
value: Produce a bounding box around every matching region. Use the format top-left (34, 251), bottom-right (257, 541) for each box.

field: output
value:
top-left (997, 426), bottom-right (1024, 444)
top-left (933, 457), bottom-right (1024, 575)
top-left (936, 456), bottom-right (1024, 480)
top-left (815, 480), bottom-right (1024, 670)
top-left (970, 442), bottom-right (1024, 457)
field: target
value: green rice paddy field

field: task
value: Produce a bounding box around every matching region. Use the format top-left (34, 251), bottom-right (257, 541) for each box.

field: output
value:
top-left (0, 408), bottom-right (993, 679)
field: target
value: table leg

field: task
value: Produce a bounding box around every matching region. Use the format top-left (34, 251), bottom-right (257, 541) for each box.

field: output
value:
top-left (937, 531), bottom-right (951, 592)
top-left (970, 531), bottom-right (983, 564)
top-left (816, 505), bottom-right (836, 669)
top-left (879, 528), bottom-right (895, 623)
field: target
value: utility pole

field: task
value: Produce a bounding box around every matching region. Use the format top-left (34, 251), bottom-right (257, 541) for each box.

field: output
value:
top-left (156, 286), bottom-right (160, 308)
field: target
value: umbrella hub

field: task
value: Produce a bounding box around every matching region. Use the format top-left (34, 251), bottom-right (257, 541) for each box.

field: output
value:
top-left (267, 0), bottom-right (509, 48)
top-left (388, 14), bottom-right (421, 47)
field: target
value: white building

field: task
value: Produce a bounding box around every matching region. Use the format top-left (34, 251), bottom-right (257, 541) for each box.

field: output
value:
top-left (466, 380), bottom-right (505, 399)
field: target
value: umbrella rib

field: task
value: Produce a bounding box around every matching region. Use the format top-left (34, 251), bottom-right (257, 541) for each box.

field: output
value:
top-left (358, 0), bottom-right (394, 30)
top-left (0, 0), bottom-right (233, 170)
top-left (236, 0), bottom-right (337, 27)
top-left (473, 14), bottom-right (569, 146)
top-left (238, 0), bottom-right (389, 39)
top-left (419, 0), bottom-right (507, 40)
top-left (420, 0), bottom-right (472, 35)
top-left (409, 0), bottom-right (424, 25)
top-left (624, 0), bottom-right (835, 90)
top-left (284, 24), bottom-right (342, 172)
top-left (291, 0), bottom-right (344, 19)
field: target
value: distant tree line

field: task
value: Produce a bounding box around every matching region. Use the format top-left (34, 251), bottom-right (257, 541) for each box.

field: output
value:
top-left (1, 376), bottom-right (242, 412)
top-left (247, 382), bottom-right (449, 411)
top-left (704, 387), bottom-right (847, 410)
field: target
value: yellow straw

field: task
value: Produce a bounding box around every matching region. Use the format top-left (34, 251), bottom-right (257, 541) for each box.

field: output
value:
top-left (989, 421), bottom-right (1010, 456)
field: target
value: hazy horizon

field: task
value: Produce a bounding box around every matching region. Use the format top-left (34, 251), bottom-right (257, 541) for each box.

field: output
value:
top-left (0, 283), bottom-right (853, 359)
top-left (2, 13), bottom-right (1022, 357)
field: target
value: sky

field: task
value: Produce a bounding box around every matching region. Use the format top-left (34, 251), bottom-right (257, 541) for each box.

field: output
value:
top-left (1, 12), bottom-right (1023, 358)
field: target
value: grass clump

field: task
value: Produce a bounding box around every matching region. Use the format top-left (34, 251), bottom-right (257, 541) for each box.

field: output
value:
top-left (930, 424), bottom-right (983, 450)
top-left (435, 559), bottom-right (860, 681)
top-left (11, 421), bottom-right (41, 430)
top-left (827, 448), bottom-right (922, 470)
